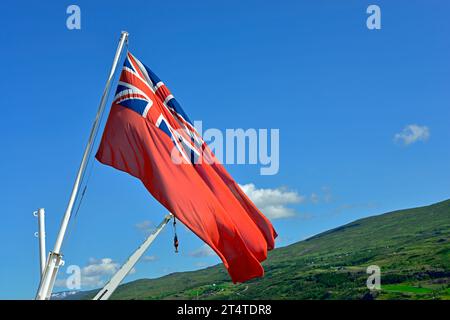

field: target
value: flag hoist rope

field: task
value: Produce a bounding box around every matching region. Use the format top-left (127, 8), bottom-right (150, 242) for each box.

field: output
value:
top-left (173, 216), bottom-right (179, 253)
top-left (35, 31), bottom-right (129, 300)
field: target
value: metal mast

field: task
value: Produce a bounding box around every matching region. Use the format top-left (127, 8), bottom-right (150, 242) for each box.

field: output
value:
top-left (34, 208), bottom-right (47, 276)
top-left (35, 31), bottom-right (129, 300)
top-left (93, 214), bottom-right (173, 300)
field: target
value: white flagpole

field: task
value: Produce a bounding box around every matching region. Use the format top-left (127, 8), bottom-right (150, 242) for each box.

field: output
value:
top-left (35, 31), bottom-right (129, 300)
top-left (33, 208), bottom-right (47, 276)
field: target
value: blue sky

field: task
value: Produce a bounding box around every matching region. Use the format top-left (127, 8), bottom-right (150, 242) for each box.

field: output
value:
top-left (1, 1), bottom-right (450, 299)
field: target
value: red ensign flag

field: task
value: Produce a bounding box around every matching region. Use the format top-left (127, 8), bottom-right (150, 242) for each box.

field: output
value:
top-left (96, 52), bottom-right (277, 282)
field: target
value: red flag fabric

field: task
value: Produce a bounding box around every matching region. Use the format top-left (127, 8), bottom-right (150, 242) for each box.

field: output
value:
top-left (96, 52), bottom-right (277, 282)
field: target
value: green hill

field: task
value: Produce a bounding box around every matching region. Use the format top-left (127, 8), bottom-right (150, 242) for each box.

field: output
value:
top-left (76, 199), bottom-right (450, 300)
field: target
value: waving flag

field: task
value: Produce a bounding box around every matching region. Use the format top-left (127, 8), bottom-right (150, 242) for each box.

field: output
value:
top-left (96, 52), bottom-right (277, 282)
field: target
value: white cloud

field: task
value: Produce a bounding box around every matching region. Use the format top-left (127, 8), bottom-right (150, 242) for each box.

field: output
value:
top-left (194, 262), bottom-right (209, 268)
top-left (83, 258), bottom-right (119, 277)
top-left (56, 257), bottom-right (121, 290)
top-left (135, 220), bottom-right (155, 235)
top-left (309, 187), bottom-right (332, 205)
top-left (322, 186), bottom-right (333, 203)
top-left (239, 183), bottom-right (304, 219)
top-left (189, 244), bottom-right (215, 258)
top-left (81, 258), bottom-right (120, 287)
top-left (141, 255), bottom-right (157, 263)
top-left (54, 278), bottom-right (70, 288)
top-left (394, 124), bottom-right (430, 145)
top-left (129, 267), bottom-right (137, 275)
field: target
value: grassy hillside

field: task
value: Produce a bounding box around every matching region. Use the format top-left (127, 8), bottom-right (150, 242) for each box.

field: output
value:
top-left (78, 199), bottom-right (450, 300)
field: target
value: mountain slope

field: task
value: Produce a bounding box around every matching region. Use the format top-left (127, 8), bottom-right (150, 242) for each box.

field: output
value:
top-left (76, 199), bottom-right (450, 300)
